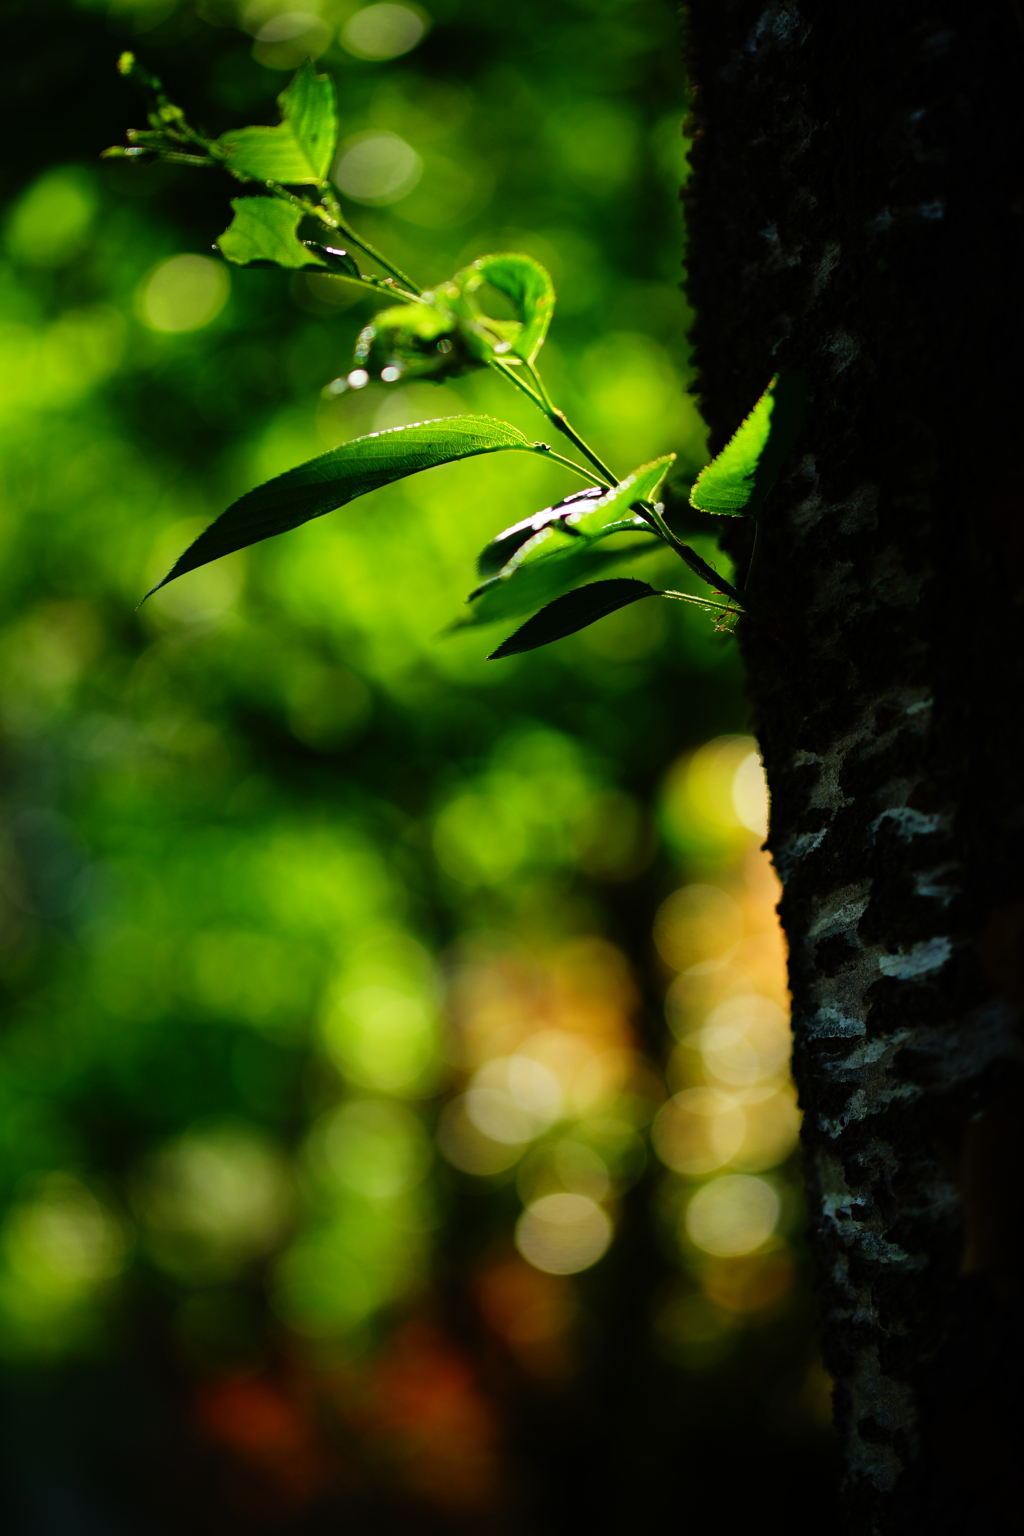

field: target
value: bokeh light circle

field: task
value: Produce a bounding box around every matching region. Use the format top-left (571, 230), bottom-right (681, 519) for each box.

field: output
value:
top-left (652, 1087), bottom-right (745, 1175)
top-left (732, 750), bottom-right (769, 835)
top-left (332, 132), bottom-right (422, 205)
top-left (684, 1174), bottom-right (780, 1257)
top-left (138, 255), bottom-right (230, 334)
top-left (515, 1192), bottom-right (611, 1274)
top-left (341, 4), bottom-right (428, 61)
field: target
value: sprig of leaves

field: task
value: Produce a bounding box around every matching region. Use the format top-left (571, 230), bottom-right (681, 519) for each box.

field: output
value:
top-left (105, 54), bottom-right (416, 295)
top-left (110, 58), bottom-right (804, 657)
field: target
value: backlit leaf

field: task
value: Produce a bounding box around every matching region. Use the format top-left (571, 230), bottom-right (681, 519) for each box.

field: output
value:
top-left (354, 300), bottom-right (472, 382)
top-left (217, 198), bottom-right (325, 269)
top-left (216, 124), bottom-right (316, 185)
top-left (488, 579), bottom-right (660, 659)
top-left (476, 487), bottom-right (604, 577)
top-left (215, 62), bottom-right (338, 185)
top-left (567, 454), bottom-right (675, 537)
top-left (146, 417), bottom-right (541, 596)
top-left (689, 369), bottom-right (806, 516)
top-left (474, 453), bottom-right (673, 582)
top-left (458, 252), bottom-right (555, 365)
top-left (277, 60), bottom-right (337, 181)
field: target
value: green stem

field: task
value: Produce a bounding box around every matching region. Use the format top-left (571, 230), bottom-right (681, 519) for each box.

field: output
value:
top-left (661, 590), bottom-right (741, 615)
top-left (488, 362), bottom-right (606, 487)
top-left (528, 445), bottom-right (607, 486)
top-left (674, 544), bottom-right (746, 608)
top-left (523, 363), bottom-right (617, 487)
top-left (321, 273), bottom-right (421, 304)
top-left (318, 185), bottom-right (421, 295)
top-left (489, 358), bottom-right (548, 412)
top-left (149, 115), bottom-right (422, 298)
top-left (120, 149), bottom-right (216, 167)
top-left (120, 78), bottom-right (645, 511)
top-left (638, 500), bottom-right (746, 608)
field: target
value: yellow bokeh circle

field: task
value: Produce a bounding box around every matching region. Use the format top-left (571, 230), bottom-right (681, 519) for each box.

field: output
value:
top-left (138, 255), bottom-right (230, 334)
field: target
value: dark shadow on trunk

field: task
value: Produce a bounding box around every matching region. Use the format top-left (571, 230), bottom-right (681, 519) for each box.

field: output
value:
top-left (684, 3), bottom-right (1024, 1529)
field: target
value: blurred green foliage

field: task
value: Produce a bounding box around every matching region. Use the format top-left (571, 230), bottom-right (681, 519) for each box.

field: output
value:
top-left (0, 1), bottom-right (834, 1530)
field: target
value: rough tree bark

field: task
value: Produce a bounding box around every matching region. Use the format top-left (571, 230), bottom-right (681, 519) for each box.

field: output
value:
top-left (684, 4), bottom-right (1024, 1530)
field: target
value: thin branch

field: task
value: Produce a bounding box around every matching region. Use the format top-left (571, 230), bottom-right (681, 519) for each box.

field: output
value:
top-left (636, 499), bottom-right (746, 607)
top-left (318, 185), bottom-right (421, 295)
top-left (523, 362), bottom-right (617, 487)
top-left (529, 444), bottom-right (608, 486)
top-left (489, 357), bottom-right (547, 411)
top-left (661, 589), bottom-right (742, 614)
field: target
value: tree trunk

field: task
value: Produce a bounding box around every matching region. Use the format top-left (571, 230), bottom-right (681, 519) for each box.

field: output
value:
top-left (684, 4), bottom-right (1024, 1529)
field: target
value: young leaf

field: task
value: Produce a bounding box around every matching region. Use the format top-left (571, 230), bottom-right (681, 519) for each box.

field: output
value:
top-left (458, 253), bottom-right (555, 365)
top-left (217, 197), bottom-right (326, 269)
top-left (216, 123), bottom-right (318, 185)
top-left (689, 369), bottom-right (806, 516)
top-left (567, 454), bottom-right (675, 537)
top-left (146, 417), bottom-right (544, 597)
top-left (474, 453), bottom-right (674, 584)
top-left (488, 579), bottom-right (659, 659)
top-left (354, 301), bottom-right (472, 382)
top-left (476, 487), bottom-right (604, 577)
top-left (302, 243), bottom-right (360, 276)
top-left (277, 60), bottom-right (337, 181)
top-left (215, 61), bottom-right (338, 185)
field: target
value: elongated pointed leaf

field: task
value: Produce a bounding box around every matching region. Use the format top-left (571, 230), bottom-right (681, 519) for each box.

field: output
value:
top-left (278, 60), bottom-right (337, 181)
top-left (457, 539), bottom-right (656, 632)
top-left (464, 253), bottom-right (555, 364)
top-left (689, 369), bottom-right (806, 516)
top-left (217, 197), bottom-right (326, 268)
top-left (215, 62), bottom-right (338, 185)
top-left (488, 579), bottom-right (659, 659)
top-left (147, 417), bottom-right (537, 597)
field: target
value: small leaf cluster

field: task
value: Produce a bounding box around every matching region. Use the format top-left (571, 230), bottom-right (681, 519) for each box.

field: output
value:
top-left (109, 57), bottom-right (805, 659)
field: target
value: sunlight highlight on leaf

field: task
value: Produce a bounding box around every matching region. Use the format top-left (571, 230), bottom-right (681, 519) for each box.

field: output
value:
top-left (689, 370), bottom-right (806, 517)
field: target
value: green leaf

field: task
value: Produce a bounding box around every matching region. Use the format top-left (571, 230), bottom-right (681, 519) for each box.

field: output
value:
top-left (488, 579), bottom-right (660, 659)
top-left (277, 59), bottom-right (337, 181)
top-left (474, 453), bottom-right (673, 583)
top-left (215, 61), bottom-right (338, 185)
top-left (476, 487), bottom-right (604, 577)
top-left (146, 417), bottom-right (540, 597)
top-left (217, 197), bottom-right (325, 269)
top-left (689, 369), bottom-right (806, 516)
top-left (458, 539), bottom-right (656, 632)
top-left (302, 242), bottom-right (360, 276)
top-left (354, 301), bottom-right (472, 382)
top-left (216, 124), bottom-right (317, 185)
top-left (567, 453), bottom-right (675, 536)
top-left (458, 253), bottom-right (555, 365)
